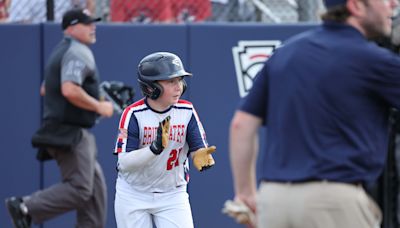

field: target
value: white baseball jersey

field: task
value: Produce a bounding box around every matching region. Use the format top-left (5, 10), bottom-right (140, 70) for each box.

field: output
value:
top-left (114, 98), bottom-right (209, 193)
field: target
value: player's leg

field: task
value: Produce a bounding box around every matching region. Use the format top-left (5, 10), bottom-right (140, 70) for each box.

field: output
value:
top-left (114, 178), bottom-right (153, 228)
top-left (152, 190), bottom-right (194, 228)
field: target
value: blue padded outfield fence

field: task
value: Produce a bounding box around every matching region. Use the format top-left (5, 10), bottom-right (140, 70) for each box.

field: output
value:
top-left (0, 22), bottom-right (316, 228)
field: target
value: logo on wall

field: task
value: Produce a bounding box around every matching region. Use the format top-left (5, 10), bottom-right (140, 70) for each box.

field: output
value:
top-left (232, 40), bottom-right (281, 97)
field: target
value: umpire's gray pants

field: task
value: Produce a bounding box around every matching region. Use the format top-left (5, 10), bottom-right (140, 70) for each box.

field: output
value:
top-left (24, 129), bottom-right (107, 228)
top-left (258, 181), bottom-right (382, 228)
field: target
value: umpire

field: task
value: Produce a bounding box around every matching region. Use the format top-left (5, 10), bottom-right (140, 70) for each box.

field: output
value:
top-left (229, 0), bottom-right (400, 228)
top-left (5, 8), bottom-right (113, 228)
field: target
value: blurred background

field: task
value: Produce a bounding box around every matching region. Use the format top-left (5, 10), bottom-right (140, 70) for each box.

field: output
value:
top-left (0, 0), bottom-right (326, 24)
top-left (1, 1), bottom-right (400, 228)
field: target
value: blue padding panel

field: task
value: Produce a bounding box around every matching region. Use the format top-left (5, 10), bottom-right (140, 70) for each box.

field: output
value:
top-left (0, 22), bottom-right (318, 228)
top-left (0, 24), bottom-right (42, 228)
top-left (187, 23), bottom-right (317, 228)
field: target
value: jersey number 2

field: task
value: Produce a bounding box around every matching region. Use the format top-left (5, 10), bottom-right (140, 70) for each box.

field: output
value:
top-left (166, 148), bottom-right (182, 170)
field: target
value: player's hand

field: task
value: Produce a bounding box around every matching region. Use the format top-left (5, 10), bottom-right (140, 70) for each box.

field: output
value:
top-left (150, 116), bottom-right (171, 155)
top-left (192, 146), bottom-right (216, 171)
top-left (97, 101), bottom-right (114, 117)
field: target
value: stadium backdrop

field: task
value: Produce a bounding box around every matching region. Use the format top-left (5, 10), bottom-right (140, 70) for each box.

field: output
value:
top-left (1, 22), bottom-right (333, 228)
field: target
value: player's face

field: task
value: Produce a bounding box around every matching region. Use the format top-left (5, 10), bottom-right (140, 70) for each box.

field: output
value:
top-left (157, 77), bottom-right (184, 106)
top-left (70, 23), bottom-right (97, 45)
top-left (360, 0), bottom-right (398, 38)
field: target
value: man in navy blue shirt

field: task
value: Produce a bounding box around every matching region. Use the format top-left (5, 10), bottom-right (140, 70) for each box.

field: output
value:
top-left (229, 0), bottom-right (400, 227)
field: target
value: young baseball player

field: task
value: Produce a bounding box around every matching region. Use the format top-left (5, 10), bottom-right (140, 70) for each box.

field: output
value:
top-left (113, 52), bottom-right (216, 228)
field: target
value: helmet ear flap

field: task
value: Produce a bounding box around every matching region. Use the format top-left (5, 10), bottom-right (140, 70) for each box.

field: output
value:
top-left (149, 82), bottom-right (163, 100)
top-left (138, 78), bottom-right (163, 100)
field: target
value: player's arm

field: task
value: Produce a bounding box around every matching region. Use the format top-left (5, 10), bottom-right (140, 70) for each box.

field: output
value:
top-left (61, 81), bottom-right (113, 117)
top-left (118, 147), bottom-right (157, 172)
top-left (230, 110), bottom-right (261, 212)
top-left (186, 110), bottom-right (216, 171)
top-left (117, 116), bottom-right (171, 171)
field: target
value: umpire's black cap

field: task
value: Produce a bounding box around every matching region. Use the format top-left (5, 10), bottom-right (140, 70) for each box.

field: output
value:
top-left (62, 8), bottom-right (101, 30)
top-left (324, 0), bottom-right (347, 8)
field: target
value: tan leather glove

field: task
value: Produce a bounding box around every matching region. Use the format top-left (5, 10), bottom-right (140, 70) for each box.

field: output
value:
top-left (192, 146), bottom-right (216, 171)
top-left (149, 116), bottom-right (170, 155)
top-left (160, 116), bottom-right (170, 148)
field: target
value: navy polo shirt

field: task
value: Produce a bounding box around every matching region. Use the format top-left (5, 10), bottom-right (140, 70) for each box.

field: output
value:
top-left (240, 22), bottom-right (400, 184)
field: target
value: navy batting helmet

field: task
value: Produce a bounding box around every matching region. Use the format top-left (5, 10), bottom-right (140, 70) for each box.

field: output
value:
top-left (138, 52), bottom-right (192, 100)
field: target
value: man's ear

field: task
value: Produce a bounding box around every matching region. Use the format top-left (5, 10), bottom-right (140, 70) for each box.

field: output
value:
top-left (347, 0), bottom-right (366, 17)
top-left (64, 26), bottom-right (74, 36)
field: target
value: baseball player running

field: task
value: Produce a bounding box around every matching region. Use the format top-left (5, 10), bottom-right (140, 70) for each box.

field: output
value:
top-left (113, 52), bottom-right (216, 228)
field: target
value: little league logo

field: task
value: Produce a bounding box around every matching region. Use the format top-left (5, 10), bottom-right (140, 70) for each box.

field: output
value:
top-left (232, 40), bottom-right (281, 97)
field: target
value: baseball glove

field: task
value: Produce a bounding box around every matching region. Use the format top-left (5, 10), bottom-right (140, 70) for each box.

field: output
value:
top-left (99, 81), bottom-right (135, 114)
top-left (222, 199), bottom-right (256, 227)
top-left (150, 116), bottom-right (171, 155)
top-left (192, 146), bottom-right (216, 171)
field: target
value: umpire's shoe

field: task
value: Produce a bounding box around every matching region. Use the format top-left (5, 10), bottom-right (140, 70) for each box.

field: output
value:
top-left (5, 197), bottom-right (31, 228)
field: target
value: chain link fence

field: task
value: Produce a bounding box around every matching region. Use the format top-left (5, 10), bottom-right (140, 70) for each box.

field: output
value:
top-left (1, 0), bottom-right (326, 23)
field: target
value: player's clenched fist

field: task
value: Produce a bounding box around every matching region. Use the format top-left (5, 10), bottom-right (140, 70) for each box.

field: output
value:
top-left (150, 116), bottom-right (171, 155)
top-left (192, 146), bottom-right (216, 171)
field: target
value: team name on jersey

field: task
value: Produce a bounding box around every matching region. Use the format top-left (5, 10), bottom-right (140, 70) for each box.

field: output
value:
top-left (142, 124), bottom-right (186, 145)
